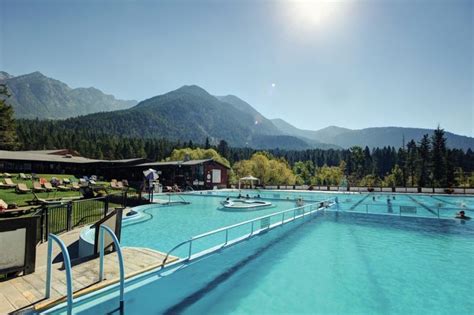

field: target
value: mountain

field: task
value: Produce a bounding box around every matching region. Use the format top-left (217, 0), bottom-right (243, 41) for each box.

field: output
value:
top-left (327, 127), bottom-right (474, 150)
top-left (0, 71), bottom-right (137, 119)
top-left (0, 71), bottom-right (14, 80)
top-left (216, 95), bottom-right (281, 135)
top-left (55, 85), bottom-right (311, 149)
top-left (272, 119), bottom-right (474, 150)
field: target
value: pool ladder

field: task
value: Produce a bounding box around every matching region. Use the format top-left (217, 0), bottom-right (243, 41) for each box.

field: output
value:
top-left (45, 225), bottom-right (125, 314)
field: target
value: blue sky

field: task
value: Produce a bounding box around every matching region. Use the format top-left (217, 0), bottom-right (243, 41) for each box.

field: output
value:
top-left (1, 0), bottom-right (472, 136)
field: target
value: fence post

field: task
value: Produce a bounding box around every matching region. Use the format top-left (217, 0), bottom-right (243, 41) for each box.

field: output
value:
top-left (39, 207), bottom-right (45, 243)
top-left (45, 207), bottom-right (49, 241)
top-left (104, 196), bottom-right (109, 218)
top-left (66, 202), bottom-right (73, 231)
top-left (123, 190), bottom-right (127, 208)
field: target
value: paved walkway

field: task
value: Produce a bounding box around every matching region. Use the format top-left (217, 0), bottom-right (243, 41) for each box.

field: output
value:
top-left (0, 228), bottom-right (177, 314)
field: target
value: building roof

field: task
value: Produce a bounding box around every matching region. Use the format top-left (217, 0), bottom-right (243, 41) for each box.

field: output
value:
top-left (0, 150), bottom-right (103, 164)
top-left (0, 150), bottom-right (146, 165)
top-left (0, 150), bottom-right (229, 169)
top-left (135, 158), bottom-right (230, 169)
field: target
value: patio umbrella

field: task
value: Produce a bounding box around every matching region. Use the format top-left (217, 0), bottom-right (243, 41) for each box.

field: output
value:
top-left (143, 168), bottom-right (159, 181)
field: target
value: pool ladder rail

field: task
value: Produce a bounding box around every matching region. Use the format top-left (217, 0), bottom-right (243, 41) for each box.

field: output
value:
top-left (163, 197), bottom-right (336, 264)
top-left (45, 225), bottom-right (125, 315)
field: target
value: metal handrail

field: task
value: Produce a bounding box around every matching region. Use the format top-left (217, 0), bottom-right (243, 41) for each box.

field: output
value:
top-left (333, 202), bottom-right (474, 219)
top-left (165, 193), bottom-right (188, 204)
top-left (99, 225), bottom-right (125, 311)
top-left (163, 197), bottom-right (335, 264)
top-left (45, 233), bottom-right (73, 315)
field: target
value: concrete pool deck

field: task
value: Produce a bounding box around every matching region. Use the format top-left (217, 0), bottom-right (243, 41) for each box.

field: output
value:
top-left (0, 228), bottom-right (177, 314)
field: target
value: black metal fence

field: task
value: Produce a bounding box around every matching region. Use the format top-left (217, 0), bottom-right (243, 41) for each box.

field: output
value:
top-left (108, 190), bottom-right (150, 207)
top-left (36, 196), bottom-right (110, 242)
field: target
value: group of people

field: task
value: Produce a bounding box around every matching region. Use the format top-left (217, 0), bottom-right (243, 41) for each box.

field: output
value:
top-left (237, 193), bottom-right (261, 199)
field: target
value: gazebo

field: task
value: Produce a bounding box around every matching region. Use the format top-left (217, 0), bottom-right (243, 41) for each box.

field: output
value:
top-left (238, 175), bottom-right (260, 190)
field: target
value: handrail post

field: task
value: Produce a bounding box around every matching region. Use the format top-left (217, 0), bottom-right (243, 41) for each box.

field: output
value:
top-left (188, 240), bottom-right (193, 259)
top-left (281, 212), bottom-right (285, 224)
top-left (45, 234), bottom-right (73, 315)
top-left (99, 225), bottom-right (125, 312)
top-left (225, 229), bottom-right (228, 244)
top-left (250, 221), bottom-right (254, 234)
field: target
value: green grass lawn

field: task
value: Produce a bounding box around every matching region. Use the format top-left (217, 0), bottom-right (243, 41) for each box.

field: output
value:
top-left (0, 173), bottom-right (113, 206)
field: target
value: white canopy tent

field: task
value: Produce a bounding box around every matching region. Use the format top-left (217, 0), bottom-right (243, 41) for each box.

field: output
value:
top-left (238, 175), bottom-right (260, 190)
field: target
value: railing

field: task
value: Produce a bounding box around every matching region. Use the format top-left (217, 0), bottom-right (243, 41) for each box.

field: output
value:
top-left (331, 201), bottom-right (474, 219)
top-left (163, 198), bottom-right (335, 264)
top-left (99, 225), bottom-right (125, 312)
top-left (166, 193), bottom-right (188, 204)
top-left (45, 233), bottom-right (73, 315)
top-left (36, 196), bottom-right (109, 242)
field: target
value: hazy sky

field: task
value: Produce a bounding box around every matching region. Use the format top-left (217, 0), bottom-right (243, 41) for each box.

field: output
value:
top-left (1, 0), bottom-right (473, 136)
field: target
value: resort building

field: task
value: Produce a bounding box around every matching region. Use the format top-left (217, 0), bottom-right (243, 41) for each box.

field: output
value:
top-left (109, 158), bottom-right (230, 189)
top-left (0, 149), bottom-right (230, 189)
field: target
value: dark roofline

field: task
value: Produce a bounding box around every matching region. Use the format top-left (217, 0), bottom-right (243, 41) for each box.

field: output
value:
top-left (129, 158), bottom-right (231, 169)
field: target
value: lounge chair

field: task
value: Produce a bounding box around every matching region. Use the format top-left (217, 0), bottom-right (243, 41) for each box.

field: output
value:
top-left (3, 173), bottom-right (12, 178)
top-left (110, 180), bottom-right (119, 189)
top-left (43, 182), bottom-right (56, 192)
top-left (33, 182), bottom-right (45, 192)
top-left (0, 199), bottom-right (8, 212)
top-left (122, 179), bottom-right (129, 187)
top-left (63, 178), bottom-right (71, 184)
top-left (16, 183), bottom-right (31, 194)
top-left (27, 193), bottom-right (63, 206)
top-left (71, 182), bottom-right (80, 191)
top-left (18, 173), bottom-right (32, 180)
top-left (0, 178), bottom-right (16, 189)
top-left (116, 181), bottom-right (124, 189)
top-left (57, 185), bottom-right (71, 191)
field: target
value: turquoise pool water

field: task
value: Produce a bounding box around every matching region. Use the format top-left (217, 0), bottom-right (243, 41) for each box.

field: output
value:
top-left (120, 190), bottom-right (473, 257)
top-left (51, 211), bottom-right (474, 315)
top-left (121, 193), bottom-right (302, 256)
top-left (183, 213), bottom-right (474, 315)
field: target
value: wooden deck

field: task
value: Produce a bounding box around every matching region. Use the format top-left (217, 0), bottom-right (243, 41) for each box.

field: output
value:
top-left (0, 247), bottom-right (178, 314)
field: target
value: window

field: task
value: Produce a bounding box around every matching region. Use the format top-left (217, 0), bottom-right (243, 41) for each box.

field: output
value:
top-left (212, 169), bottom-right (221, 183)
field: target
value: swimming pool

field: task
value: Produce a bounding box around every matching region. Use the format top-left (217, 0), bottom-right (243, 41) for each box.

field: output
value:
top-left (47, 190), bottom-right (474, 314)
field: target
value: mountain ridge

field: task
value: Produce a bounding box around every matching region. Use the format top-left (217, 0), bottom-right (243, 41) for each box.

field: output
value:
top-left (271, 118), bottom-right (474, 150)
top-left (2, 71), bottom-right (471, 150)
top-left (0, 71), bottom-right (137, 119)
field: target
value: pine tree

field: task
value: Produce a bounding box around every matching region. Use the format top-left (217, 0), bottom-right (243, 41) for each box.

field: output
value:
top-left (417, 134), bottom-right (430, 187)
top-left (431, 126), bottom-right (447, 186)
top-left (0, 84), bottom-right (18, 150)
top-left (406, 140), bottom-right (418, 187)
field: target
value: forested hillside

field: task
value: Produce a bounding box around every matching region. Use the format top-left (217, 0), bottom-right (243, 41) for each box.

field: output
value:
top-left (0, 71), bottom-right (136, 119)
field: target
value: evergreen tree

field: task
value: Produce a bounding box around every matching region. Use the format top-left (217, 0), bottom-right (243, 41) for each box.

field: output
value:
top-left (406, 140), bottom-right (418, 187)
top-left (217, 140), bottom-right (230, 162)
top-left (431, 126), bottom-right (447, 186)
top-left (417, 134), bottom-right (430, 187)
top-left (0, 84), bottom-right (18, 150)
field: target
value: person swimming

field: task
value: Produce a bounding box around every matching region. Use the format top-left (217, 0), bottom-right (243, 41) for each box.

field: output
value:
top-left (455, 210), bottom-right (470, 220)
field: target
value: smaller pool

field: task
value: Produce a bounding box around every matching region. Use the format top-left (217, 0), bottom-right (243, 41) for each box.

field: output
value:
top-left (221, 199), bottom-right (272, 210)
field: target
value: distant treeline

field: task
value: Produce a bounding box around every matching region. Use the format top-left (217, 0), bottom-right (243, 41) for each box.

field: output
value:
top-left (14, 120), bottom-right (474, 187)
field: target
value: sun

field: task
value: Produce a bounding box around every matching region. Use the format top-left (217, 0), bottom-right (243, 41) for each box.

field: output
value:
top-left (282, 0), bottom-right (346, 32)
